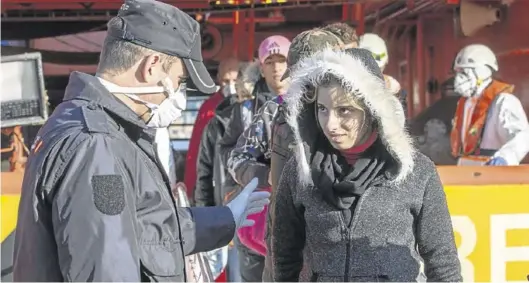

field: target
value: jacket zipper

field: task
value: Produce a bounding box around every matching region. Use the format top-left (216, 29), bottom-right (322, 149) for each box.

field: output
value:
top-left (152, 143), bottom-right (188, 281)
top-left (341, 189), bottom-right (372, 282)
top-left (344, 229), bottom-right (351, 282)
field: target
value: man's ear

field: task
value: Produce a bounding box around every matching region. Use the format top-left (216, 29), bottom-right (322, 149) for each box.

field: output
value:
top-left (141, 54), bottom-right (163, 83)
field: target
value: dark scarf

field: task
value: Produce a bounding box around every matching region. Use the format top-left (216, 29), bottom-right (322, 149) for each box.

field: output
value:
top-left (311, 135), bottom-right (392, 225)
top-left (252, 78), bottom-right (276, 112)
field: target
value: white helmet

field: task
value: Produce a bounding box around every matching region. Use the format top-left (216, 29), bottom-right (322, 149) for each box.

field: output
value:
top-left (359, 33), bottom-right (388, 69)
top-left (453, 44), bottom-right (498, 72)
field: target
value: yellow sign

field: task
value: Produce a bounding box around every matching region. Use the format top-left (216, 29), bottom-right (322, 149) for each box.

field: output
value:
top-left (1, 194), bottom-right (20, 242)
top-left (446, 184), bottom-right (529, 282)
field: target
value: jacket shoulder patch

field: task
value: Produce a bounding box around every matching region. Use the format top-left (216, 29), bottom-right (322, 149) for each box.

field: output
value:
top-left (91, 174), bottom-right (125, 215)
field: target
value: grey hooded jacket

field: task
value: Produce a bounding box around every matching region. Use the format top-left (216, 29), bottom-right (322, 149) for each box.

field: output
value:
top-left (13, 72), bottom-right (236, 282)
top-left (270, 49), bottom-right (462, 282)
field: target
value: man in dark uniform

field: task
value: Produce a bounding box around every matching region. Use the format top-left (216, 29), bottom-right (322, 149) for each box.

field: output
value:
top-left (12, 0), bottom-right (269, 281)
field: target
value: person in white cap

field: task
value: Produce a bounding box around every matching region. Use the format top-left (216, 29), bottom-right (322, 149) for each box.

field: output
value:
top-left (359, 33), bottom-right (402, 95)
top-left (450, 44), bottom-right (529, 166)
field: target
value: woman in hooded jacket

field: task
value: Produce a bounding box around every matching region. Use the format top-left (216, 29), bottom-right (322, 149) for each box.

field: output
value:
top-left (270, 48), bottom-right (462, 282)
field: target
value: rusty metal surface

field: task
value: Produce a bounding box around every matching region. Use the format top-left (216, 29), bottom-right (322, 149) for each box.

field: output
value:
top-left (1, 0), bottom-right (389, 21)
top-left (1, 172), bottom-right (24, 194)
top-left (437, 165), bottom-right (529, 185)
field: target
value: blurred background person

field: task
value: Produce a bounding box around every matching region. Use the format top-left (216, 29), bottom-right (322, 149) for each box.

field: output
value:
top-left (359, 33), bottom-right (406, 115)
top-left (450, 44), bottom-right (529, 166)
top-left (221, 34), bottom-right (291, 282)
top-left (321, 22), bottom-right (359, 49)
top-left (185, 57), bottom-right (240, 203)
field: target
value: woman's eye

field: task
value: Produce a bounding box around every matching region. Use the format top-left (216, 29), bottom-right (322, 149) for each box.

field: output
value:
top-left (338, 107), bottom-right (352, 115)
top-left (317, 105), bottom-right (327, 112)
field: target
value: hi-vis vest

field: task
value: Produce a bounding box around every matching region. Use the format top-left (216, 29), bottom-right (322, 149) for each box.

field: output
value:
top-left (450, 80), bottom-right (515, 159)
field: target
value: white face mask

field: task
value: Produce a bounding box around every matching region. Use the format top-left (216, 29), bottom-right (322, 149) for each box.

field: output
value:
top-left (98, 77), bottom-right (187, 128)
top-left (453, 68), bottom-right (478, 98)
top-left (222, 83), bottom-right (237, 97)
top-left (453, 66), bottom-right (493, 98)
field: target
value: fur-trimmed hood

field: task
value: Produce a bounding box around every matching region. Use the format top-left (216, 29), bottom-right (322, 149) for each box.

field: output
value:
top-left (283, 48), bottom-right (415, 183)
top-left (236, 60), bottom-right (261, 101)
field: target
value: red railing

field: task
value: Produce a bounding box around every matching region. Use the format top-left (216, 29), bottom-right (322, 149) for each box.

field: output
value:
top-left (1, 0), bottom-right (210, 12)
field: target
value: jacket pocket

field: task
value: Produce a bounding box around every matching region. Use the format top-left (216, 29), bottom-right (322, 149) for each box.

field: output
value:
top-left (140, 237), bottom-right (184, 280)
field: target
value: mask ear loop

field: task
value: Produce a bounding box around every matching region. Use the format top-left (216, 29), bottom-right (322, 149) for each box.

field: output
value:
top-left (472, 68), bottom-right (483, 87)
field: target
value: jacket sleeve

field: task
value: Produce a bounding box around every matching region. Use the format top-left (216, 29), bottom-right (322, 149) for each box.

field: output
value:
top-left (271, 157), bottom-right (305, 282)
top-left (180, 206), bottom-right (236, 255)
top-left (51, 134), bottom-right (141, 281)
top-left (218, 102), bottom-right (244, 167)
top-left (194, 120), bottom-right (217, 207)
top-left (493, 93), bottom-right (529, 165)
top-left (416, 167), bottom-right (462, 282)
top-left (227, 100), bottom-right (278, 188)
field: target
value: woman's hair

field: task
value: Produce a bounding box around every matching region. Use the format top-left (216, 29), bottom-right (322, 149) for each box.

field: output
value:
top-left (314, 74), bottom-right (374, 130)
top-left (306, 73), bottom-right (365, 108)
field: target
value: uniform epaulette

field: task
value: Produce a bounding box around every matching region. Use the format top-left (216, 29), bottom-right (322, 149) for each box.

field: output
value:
top-left (81, 104), bottom-right (111, 134)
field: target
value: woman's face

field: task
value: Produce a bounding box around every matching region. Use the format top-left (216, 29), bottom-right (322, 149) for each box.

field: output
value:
top-left (316, 84), bottom-right (369, 150)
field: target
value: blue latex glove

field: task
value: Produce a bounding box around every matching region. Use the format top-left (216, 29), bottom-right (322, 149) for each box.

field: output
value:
top-left (485, 157), bottom-right (508, 166)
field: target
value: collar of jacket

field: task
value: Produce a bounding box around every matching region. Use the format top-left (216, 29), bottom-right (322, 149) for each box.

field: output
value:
top-left (63, 71), bottom-right (156, 140)
top-left (214, 95), bottom-right (237, 126)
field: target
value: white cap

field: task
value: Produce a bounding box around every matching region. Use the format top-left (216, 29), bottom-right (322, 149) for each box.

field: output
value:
top-left (359, 33), bottom-right (388, 69)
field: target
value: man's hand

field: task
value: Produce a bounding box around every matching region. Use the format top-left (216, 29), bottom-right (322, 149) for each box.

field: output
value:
top-left (485, 157), bottom-right (508, 166)
top-left (226, 178), bottom-right (270, 229)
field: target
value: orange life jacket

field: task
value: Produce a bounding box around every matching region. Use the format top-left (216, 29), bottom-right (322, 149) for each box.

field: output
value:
top-left (450, 80), bottom-right (515, 158)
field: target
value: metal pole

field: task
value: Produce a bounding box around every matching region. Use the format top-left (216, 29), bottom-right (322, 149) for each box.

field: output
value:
top-left (416, 16), bottom-right (426, 113)
top-left (248, 8), bottom-right (255, 61)
top-left (232, 9), bottom-right (239, 57)
top-left (406, 32), bottom-right (414, 118)
top-left (342, 3), bottom-right (349, 21)
top-left (354, 3), bottom-right (365, 35)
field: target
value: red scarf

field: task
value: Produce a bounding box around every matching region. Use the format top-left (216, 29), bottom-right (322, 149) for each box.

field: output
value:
top-left (340, 131), bottom-right (378, 165)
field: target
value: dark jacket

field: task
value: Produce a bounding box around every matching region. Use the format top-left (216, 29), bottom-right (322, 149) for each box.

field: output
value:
top-left (220, 62), bottom-right (276, 193)
top-left (194, 95), bottom-right (237, 207)
top-left (226, 95), bottom-right (281, 188)
top-left (185, 91), bottom-right (224, 199)
top-left (13, 72), bottom-right (236, 282)
top-left (270, 49), bottom-right (461, 282)
top-left (194, 61), bottom-right (263, 206)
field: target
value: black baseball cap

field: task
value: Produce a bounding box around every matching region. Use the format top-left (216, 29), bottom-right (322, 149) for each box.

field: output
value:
top-left (107, 0), bottom-right (217, 94)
